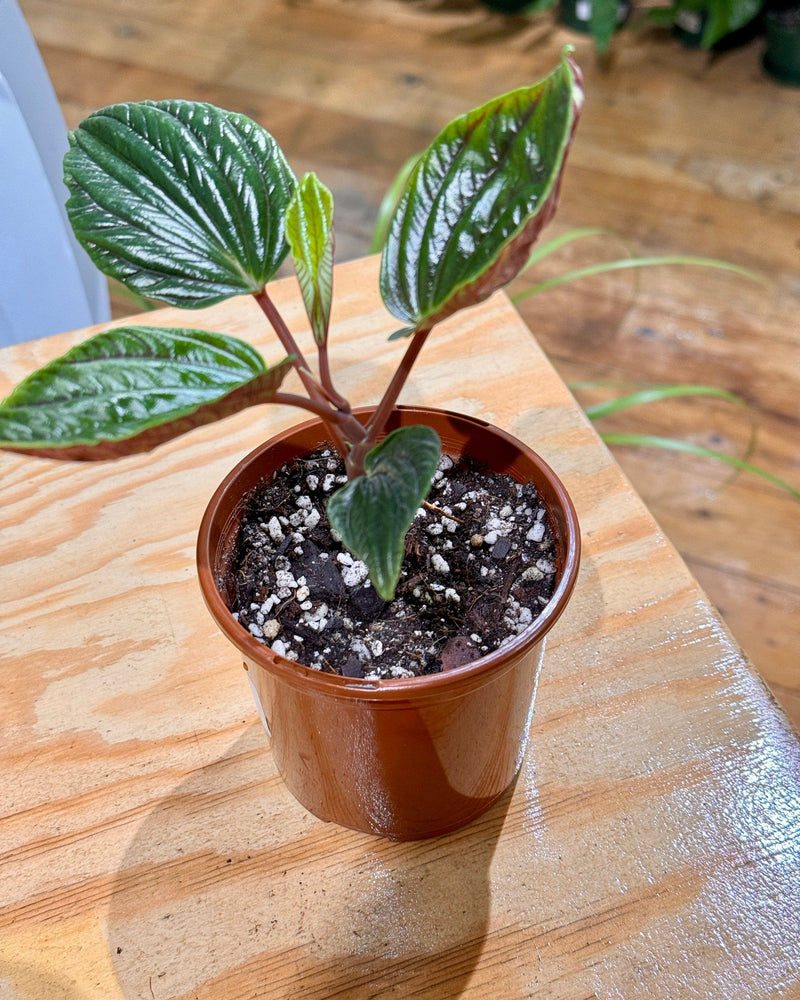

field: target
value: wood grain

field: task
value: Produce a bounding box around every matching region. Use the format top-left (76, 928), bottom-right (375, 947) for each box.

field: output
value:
top-left (2, 258), bottom-right (799, 999)
top-left (17, 0), bottom-right (800, 729)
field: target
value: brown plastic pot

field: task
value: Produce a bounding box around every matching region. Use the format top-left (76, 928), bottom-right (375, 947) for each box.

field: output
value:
top-left (197, 406), bottom-right (580, 840)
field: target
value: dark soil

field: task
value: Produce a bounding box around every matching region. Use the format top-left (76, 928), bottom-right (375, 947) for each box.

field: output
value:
top-left (226, 447), bottom-right (558, 679)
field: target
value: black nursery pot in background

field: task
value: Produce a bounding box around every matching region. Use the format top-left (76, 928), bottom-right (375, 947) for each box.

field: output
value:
top-left (763, 3), bottom-right (800, 84)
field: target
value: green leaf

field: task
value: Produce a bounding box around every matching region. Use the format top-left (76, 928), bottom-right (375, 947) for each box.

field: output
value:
top-left (379, 48), bottom-right (583, 332)
top-left (702, 0), bottom-right (761, 46)
top-left (512, 254), bottom-right (766, 302)
top-left (327, 425), bottom-right (442, 601)
top-left (387, 326), bottom-right (417, 342)
top-left (600, 433), bottom-right (800, 501)
top-left (285, 173), bottom-right (335, 347)
top-left (523, 226), bottom-right (627, 271)
top-left (369, 152), bottom-right (422, 255)
top-left (0, 326), bottom-right (294, 457)
top-left (590, 0), bottom-right (623, 52)
top-left (64, 101), bottom-right (296, 307)
top-left (581, 383), bottom-right (752, 422)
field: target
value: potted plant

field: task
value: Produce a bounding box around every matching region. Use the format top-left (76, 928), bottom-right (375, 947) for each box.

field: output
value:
top-left (557, 0), bottom-right (631, 52)
top-left (0, 50), bottom-right (583, 840)
top-left (646, 0), bottom-right (763, 48)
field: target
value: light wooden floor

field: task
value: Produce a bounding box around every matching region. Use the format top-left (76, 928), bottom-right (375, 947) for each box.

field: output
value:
top-left (21, 0), bottom-right (800, 727)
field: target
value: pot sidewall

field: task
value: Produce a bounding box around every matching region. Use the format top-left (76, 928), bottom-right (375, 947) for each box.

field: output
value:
top-left (197, 407), bottom-right (580, 839)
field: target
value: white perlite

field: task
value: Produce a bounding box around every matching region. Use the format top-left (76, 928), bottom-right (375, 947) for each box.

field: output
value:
top-left (275, 569), bottom-right (297, 593)
top-left (260, 595), bottom-right (278, 615)
top-left (431, 554), bottom-right (450, 574)
top-left (504, 598), bottom-right (534, 634)
top-left (526, 522), bottom-right (546, 542)
top-left (262, 619), bottom-right (281, 640)
top-left (267, 516), bottom-right (284, 543)
top-left (486, 515), bottom-right (513, 535)
top-left (300, 604), bottom-right (329, 632)
top-left (341, 560), bottom-right (369, 587)
top-left (350, 638), bottom-right (372, 663)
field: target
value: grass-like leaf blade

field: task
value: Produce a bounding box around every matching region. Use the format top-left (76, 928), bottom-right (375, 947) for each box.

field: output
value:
top-left (601, 433), bottom-right (800, 500)
top-left (513, 254), bottom-right (765, 301)
top-left (379, 47), bottom-right (583, 331)
top-left (0, 326), bottom-right (294, 458)
top-left (327, 425), bottom-right (442, 600)
top-left (581, 383), bottom-right (752, 422)
top-left (64, 101), bottom-right (296, 307)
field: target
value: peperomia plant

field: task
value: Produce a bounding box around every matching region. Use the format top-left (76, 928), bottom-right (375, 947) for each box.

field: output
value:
top-left (0, 49), bottom-right (583, 600)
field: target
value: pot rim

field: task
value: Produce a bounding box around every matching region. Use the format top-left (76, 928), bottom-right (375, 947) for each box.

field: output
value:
top-left (197, 405), bottom-right (580, 700)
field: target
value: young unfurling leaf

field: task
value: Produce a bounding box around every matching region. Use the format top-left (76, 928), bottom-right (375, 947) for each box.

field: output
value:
top-left (286, 173), bottom-right (335, 347)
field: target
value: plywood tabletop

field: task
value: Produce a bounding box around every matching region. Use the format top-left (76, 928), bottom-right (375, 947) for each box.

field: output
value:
top-left (1, 256), bottom-right (799, 1000)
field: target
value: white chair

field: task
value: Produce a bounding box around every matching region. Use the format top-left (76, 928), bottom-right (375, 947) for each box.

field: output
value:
top-left (0, 0), bottom-right (110, 346)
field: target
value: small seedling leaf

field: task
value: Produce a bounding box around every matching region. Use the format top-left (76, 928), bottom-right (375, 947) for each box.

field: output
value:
top-left (327, 425), bottom-right (442, 601)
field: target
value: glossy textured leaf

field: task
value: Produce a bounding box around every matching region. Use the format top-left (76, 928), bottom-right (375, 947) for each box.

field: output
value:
top-left (0, 326), bottom-right (293, 455)
top-left (327, 425), bottom-right (441, 600)
top-left (64, 101), bottom-right (296, 307)
top-left (380, 49), bottom-right (583, 331)
top-left (285, 173), bottom-right (335, 346)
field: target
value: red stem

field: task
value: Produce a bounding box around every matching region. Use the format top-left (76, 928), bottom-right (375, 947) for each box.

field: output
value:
top-left (271, 391), bottom-right (341, 421)
top-left (255, 288), bottom-right (434, 478)
top-left (343, 325), bottom-right (432, 477)
top-left (370, 327), bottom-right (432, 434)
top-left (317, 342), bottom-right (351, 413)
top-left (254, 288), bottom-right (326, 407)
